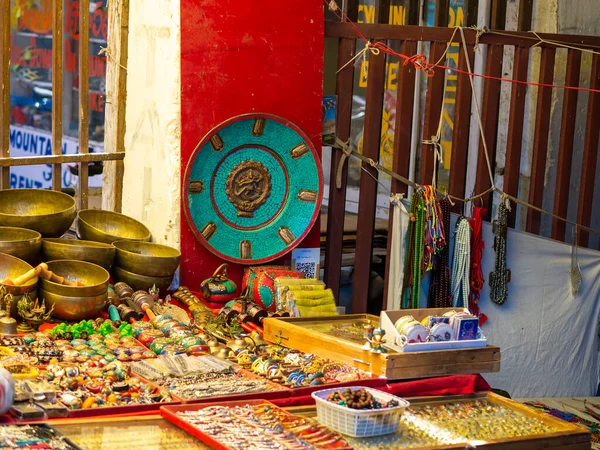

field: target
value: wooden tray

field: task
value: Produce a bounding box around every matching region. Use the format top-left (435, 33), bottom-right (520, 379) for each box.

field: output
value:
top-left (289, 392), bottom-right (591, 450)
top-left (263, 313), bottom-right (500, 380)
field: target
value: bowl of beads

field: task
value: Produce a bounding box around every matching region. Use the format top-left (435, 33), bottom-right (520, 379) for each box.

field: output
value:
top-left (312, 386), bottom-right (409, 437)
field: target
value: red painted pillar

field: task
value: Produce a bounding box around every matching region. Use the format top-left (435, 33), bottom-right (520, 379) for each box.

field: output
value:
top-left (180, 0), bottom-right (324, 288)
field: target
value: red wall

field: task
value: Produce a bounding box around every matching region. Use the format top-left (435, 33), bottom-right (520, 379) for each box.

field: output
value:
top-left (180, 0), bottom-right (324, 289)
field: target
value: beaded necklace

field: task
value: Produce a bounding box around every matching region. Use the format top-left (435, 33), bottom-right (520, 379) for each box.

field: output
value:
top-left (422, 186), bottom-right (445, 272)
top-left (402, 190), bottom-right (425, 309)
top-left (427, 198), bottom-right (452, 308)
top-left (469, 206), bottom-right (488, 324)
top-left (451, 216), bottom-right (471, 308)
top-left (490, 197), bottom-right (511, 306)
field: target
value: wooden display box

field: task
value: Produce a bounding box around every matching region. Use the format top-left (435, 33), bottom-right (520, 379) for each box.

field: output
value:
top-left (263, 313), bottom-right (500, 380)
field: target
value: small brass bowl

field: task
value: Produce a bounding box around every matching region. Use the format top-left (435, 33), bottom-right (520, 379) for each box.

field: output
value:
top-left (113, 266), bottom-right (173, 292)
top-left (0, 253), bottom-right (38, 296)
top-left (77, 209), bottom-right (151, 244)
top-left (113, 240), bottom-right (180, 277)
top-left (39, 260), bottom-right (109, 298)
top-left (0, 189), bottom-right (76, 238)
top-left (42, 238), bottom-right (115, 270)
top-left (0, 227), bottom-right (42, 265)
top-left (38, 288), bottom-right (107, 321)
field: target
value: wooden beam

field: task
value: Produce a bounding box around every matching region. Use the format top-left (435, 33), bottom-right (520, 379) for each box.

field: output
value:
top-left (0, 153), bottom-right (125, 167)
top-left (518, 0), bottom-right (534, 32)
top-left (490, 0), bottom-right (507, 30)
top-left (351, 41), bottom-right (386, 313)
top-left (419, 42), bottom-right (447, 185)
top-left (503, 46), bottom-right (529, 228)
top-left (552, 50), bottom-right (581, 242)
top-left (324, 23), bottom-right (600, 50)
top-left (474, 44), bottom-right (503, 214)
top-left (346, 0), bottom-right (359, 21)
top-left (375, 0), bottom-right (391, 24)
top-left (0, 1), bottom-right (10, 189)
top-left (78, 0), bottom-right (90, 210)
top-left (526, 47), bottom-right (556, 234)
top-left (406, 0), bottom-right (420, 27)
top-left (102, 0), bottom-right (130, 212)
top-left (52, 0), bottom-right (63, 191)
top-left (324, 37), bottom-right (356, 300)
top-left (448, 44), bottom-right (475, 212)
top-left (464, 0), bottom-right (479, 28)
top-left (382, 40), bottom-right (417, 309)
top-left (577, 54), bottom-right (600, 247)
top-left (434, 0), bottom-right (450, 27)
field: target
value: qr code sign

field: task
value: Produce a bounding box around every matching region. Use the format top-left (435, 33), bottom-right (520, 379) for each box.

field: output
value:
top-left (295, 262), bottom-right (317, 279)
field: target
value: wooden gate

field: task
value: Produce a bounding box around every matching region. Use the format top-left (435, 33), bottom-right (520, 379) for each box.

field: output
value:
top-left (324, 0), bottom-right (600, 313)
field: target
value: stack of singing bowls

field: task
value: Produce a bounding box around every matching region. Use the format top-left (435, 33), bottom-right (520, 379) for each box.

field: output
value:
top-left (42, 238), bottom-right (116, 270)
top-left (77, 209), bottom-right (151, 244)
top-left (0, 253), bottom-right (39, 317)
top-left (0, 227), bottom-right (42, 266)
top-left (39, 260), bottom-right (110, 321)
top-left (112, 241), bottom-right (180, 292)
top-left (0, 189), bottom-right (76, 238)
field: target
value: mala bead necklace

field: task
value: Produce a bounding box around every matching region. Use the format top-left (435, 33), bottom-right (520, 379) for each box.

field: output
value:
top-left (469, 206), bottom-right (488, 324)
top-left (489, 196), bottom-right (511, 305)
top-left (428, 197), bottom-right (452, 308)
top-left (451, 217), bottom-right (471, 308)
top-left (402, 190), bottom-right (425, 309)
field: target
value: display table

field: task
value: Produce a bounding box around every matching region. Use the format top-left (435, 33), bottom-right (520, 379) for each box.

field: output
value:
top-left (46, 394), bottom-right (590, 450)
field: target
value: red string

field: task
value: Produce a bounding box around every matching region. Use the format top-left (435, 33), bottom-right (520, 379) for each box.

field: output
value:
top-left (326, 0), bottom-right (600, 94)
top-left (469, 206), bottom-right (487, 325)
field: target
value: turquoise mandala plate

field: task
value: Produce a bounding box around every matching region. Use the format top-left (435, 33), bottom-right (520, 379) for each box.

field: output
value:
top-left (183, 113), bottom-right (323, 264)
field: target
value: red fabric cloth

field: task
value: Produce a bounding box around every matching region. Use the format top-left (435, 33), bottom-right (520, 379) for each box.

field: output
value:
top-left (271, 374), bottom-right (491, 408)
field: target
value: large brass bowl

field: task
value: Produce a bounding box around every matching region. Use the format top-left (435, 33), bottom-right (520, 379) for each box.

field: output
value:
top-left (38, 288), bottom-right (107, 321)
top-left (113, 240), bottom-right (180, 277)
top-left (0, 253), bottom-right (38, 296)
top-left (0, 189), bottom-right (76, 238)
top-left (0, 227), bottom-right (42, 265)
top-left (42, 238), bottom-right (115, 270)
top-left (77, 209), bottom-right (151, 244)
top-left (113, 266), bottom-right (173, 292)
top-left (39, 260), bottom-right (109, 297)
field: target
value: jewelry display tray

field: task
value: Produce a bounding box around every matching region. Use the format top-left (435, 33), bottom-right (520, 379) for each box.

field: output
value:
top-left (286, 392), bottom-right (591, 450)
top-left (160, 400), bottom-right (284, 450)
top-left (380, 308), bottom-right (488, 353)
top-left (263, 313), bottom-right (500, 380)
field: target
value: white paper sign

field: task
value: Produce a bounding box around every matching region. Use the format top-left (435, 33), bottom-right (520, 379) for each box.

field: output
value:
top-left (8, 124), bottom-right (104, 189)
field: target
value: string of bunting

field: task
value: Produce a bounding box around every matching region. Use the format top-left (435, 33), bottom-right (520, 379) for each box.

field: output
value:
top-left (326, 0), bottom-right (600, 95)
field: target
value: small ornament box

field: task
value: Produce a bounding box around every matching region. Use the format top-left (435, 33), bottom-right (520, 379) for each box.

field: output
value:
top-left (380, 308), bottom-right (488, 353)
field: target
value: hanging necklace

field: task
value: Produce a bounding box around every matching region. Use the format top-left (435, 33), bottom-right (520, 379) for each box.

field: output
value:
top-left (421, 186), bottom-right (445, 273)
top-left (469, 206), bottom-right (488, 324)
top-left (451, 216), bottom-right (471, 308)
top-left (402, 189), bottom-right (425, 309)
top-left (428, 197), bottom-right (452, 308)
top-left (490, 196), bottom-right (511, 305)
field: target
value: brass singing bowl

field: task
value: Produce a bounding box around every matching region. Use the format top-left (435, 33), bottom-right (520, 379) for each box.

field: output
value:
top-left (77, 209), bottom-right (151, 244)
top-left (113, 266), bottom-right (173, 292)
top-left (39, 260), bottom-right (109, 298)
top-left (42, 238), bottom-right (115, 270)
top-left (0, 253), bottom-right (38, 295)
top-left (38, 288), bottom-right (107, 321)
top-left (113, 240), bottom-right (180, 277)
top-left (0, 227), bottom-right (42, 266)
top-left (0, 189), bottom-right (76, 238)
